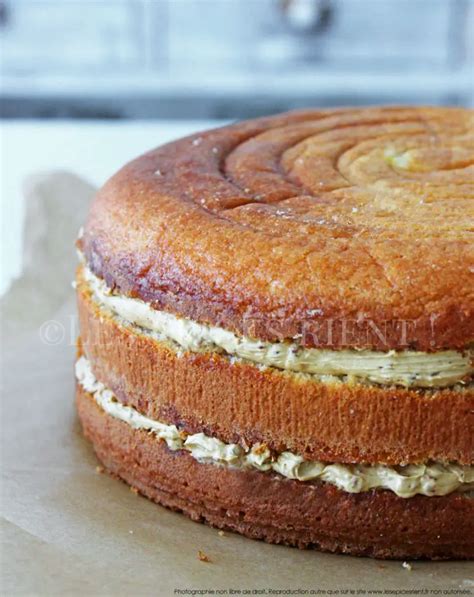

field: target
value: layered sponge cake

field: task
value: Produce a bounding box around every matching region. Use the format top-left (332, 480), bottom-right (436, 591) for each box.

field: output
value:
top-left (75, 106), bottom-right (474, 559)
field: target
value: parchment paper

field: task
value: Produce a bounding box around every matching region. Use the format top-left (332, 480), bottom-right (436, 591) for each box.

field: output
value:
top-left (1, 172), bottom-right (473, 596)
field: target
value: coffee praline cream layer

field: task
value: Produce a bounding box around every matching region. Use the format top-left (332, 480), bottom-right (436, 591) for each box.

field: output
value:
top-left (82, 263), bottom-right (473, 389)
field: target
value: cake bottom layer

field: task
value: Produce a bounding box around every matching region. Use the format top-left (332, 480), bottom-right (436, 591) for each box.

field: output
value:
top-left (76, 385), bottom-right (474, 560)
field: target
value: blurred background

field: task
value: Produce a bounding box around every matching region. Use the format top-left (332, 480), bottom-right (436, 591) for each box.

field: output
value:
top-left (1, 0), bottom-right (473, 119)
top-left (1, 0), bottom-right (473, 293)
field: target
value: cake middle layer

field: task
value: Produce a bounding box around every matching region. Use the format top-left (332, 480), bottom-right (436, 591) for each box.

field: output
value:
top-left (75, 356), bottom-right (474, 499)
top-left (76, 265), bottom-right (474, 466)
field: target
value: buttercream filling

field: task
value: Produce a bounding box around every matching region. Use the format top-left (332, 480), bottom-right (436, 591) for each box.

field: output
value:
top-left (76, 356), bottom-right (474, 498)
top-left (81, 265), bottom-right (473, 389)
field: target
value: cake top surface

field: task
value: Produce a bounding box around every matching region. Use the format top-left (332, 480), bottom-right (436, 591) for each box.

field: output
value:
top-left (81, 106), bottom-right (474, 351)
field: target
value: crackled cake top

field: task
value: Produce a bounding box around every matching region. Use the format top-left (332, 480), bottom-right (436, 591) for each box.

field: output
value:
top-left (81, 106), bottom-right (474, 351)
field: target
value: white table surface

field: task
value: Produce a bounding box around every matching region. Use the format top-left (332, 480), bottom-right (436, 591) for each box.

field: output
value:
top-left (0, 119), bottom-right (222, 295)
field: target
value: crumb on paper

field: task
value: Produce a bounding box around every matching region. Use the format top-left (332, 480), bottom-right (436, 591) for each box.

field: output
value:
top-left (218, 530), bottom-right (225, 537)
top-left (402, 561), bottom-right (412, 571)
top-left (95, 465), bottom-right (104, 474)
top-left (198, 550), bottom-right (211, 563)
top-left (460, 580), bottom-right (474, 588)
top-left (130, 486), bottom-right (139, 495)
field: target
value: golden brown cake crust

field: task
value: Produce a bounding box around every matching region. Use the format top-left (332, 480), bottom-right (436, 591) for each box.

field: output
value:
top-left (81, 106), bottom-right (474, 351)
top-left (77, 385), bottom-right (474, 560)
top-left (77, 277), bottom-right (474, 466)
